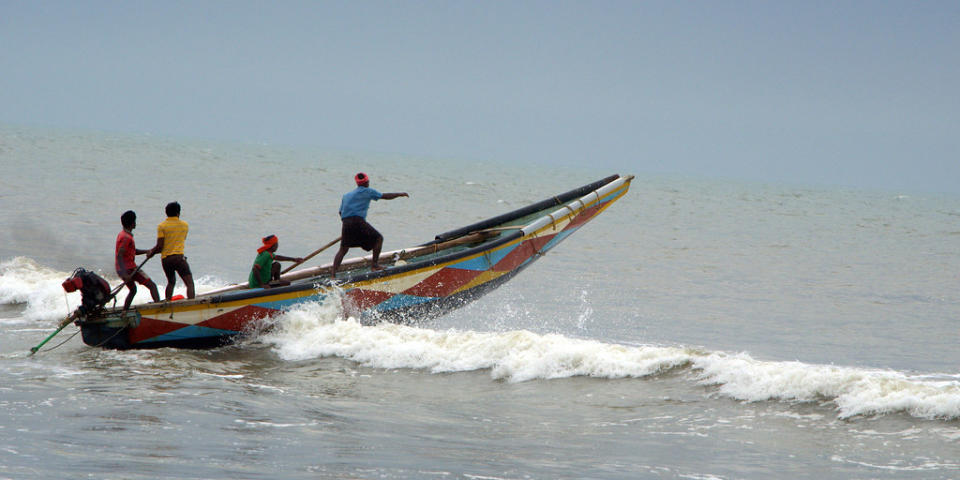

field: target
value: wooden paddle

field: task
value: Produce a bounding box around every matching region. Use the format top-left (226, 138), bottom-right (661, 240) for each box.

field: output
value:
top-left (204, 231), bottom-right (496, 296)
top-left (281, 236), bottom-right (341, 274)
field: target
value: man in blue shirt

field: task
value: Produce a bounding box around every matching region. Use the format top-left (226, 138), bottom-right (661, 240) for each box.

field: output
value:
top-left (331, 172), bottom-right (409, 278)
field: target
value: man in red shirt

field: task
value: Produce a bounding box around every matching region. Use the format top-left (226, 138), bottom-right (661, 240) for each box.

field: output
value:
top-left (116, 210), bottom-right (160, 310)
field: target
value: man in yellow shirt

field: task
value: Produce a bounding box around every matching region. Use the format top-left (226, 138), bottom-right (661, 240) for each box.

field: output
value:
top-left (151, 201), bottom-right (196, 300)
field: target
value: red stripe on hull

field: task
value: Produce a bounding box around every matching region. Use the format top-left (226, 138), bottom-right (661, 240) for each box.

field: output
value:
top-left (566, 203), bottom-right (604, 229)
top-left (129, 318), bottom-right (192, 344)
top-left (492, 240), bottom-right (537, 272)
top-left (526, 233), bottom-right (556, 254)
top-left (345, 289), bottom-right (394, 314)
top-left (492, 233), bottom-right (558, 272)
top-left (401, 267), bottom-right (482, 298)
top-left (199, 305), bottom-right (277, 332)
top-left (129, 305), bottom-right (277, 343)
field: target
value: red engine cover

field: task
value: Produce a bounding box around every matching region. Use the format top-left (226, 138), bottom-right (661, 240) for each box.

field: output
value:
top-left (62, 277), bottom-right (83, 293)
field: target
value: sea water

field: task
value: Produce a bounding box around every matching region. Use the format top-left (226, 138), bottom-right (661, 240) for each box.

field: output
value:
top-left (1, 124), bottom-right (959, 479)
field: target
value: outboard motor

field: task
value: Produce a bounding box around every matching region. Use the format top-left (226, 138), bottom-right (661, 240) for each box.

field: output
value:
top-left (62, 268), bottom-right (112, 316)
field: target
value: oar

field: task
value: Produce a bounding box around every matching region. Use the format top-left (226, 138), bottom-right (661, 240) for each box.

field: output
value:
top-left (281, 236), bottom-right (341, 274)
top-left (28, 311), bottom-right (81, 355)
top-left (105, 256), bottom-right (152, 301)
top-left (29, 256), bottom-right (152, 355)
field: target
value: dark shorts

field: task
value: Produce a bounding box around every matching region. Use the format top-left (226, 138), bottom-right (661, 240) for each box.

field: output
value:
top-left (341, 216), bottom-right (382, 251)
top-left (162, 254), bottom-right (192, 282)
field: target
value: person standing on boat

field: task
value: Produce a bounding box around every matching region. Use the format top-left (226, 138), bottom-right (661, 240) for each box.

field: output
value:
top-left (151, 201), bottom-right (195, 300)
top-left (330, 172), bottom-right (408, 278)
top-left (248, 235), bottom-right (303, 288)
top-left (116, 210), bottom-right (160, 310)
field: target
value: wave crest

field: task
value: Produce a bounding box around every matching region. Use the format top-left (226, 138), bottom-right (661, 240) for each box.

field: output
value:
top-left (0, 257), bottom-right (77, 321)
top-left (261, 303), bottom-right (960, 421)
top-left (0, 256), bottom-right (233, 322)
top-left (695, 352), bottom-right (960, 419)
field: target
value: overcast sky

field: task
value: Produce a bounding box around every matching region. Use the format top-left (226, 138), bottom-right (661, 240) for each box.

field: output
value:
top-left (1, 1), bottom-right (957, 193)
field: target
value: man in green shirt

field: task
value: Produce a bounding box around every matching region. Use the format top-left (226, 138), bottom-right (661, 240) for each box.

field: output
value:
top-left (248, 235), bottom-right (303, 289)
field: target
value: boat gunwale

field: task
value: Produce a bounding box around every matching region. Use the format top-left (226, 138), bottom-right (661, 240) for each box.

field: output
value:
top-left (429, 174), bottom-right (620, 244)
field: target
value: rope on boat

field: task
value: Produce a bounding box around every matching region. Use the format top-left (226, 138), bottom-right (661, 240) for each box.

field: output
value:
top-left (33, 328), bottom-right (81, 353)
top-left (34, 312), bottom-right (128, 352)
top-left (548, 199), bottom-right (585, 231)
top-left (89, 325), bottom-right (128, 349)
top-left (41, 292), bottom-right (79, 353)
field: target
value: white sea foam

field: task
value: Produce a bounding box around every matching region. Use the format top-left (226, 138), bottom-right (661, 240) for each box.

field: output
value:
top-left (693, 352), bottom-right (960, 419)
top-left (0, 257), bottom-right (232, 322)
top-left (0, 257), bottom-right (79, 321)
top-left (262, 301), bottom-right (960, 421)
top-left (262, 301), bottom-right (694, 381)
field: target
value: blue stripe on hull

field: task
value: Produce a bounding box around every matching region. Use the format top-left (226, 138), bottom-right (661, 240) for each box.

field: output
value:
top-left (139, 325), bottom-right (239, 345)
top-left (448, 241), bottom-right (519, 271)
top-left (450, 255), bottom-right (490, 271)
top-left (485, 242), bottom-right (517, 267)
top-left (539, 225), bottom-right (580, 254)
top-left (372, 293), bottom-right (438, 313)
top-left (250, 293), bottom-right (329, 311)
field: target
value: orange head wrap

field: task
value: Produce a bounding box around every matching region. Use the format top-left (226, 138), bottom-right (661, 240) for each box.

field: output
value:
top-left (258, 234), bottom-right (278, 253)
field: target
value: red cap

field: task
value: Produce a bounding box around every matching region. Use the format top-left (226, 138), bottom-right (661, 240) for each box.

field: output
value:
top-left (355, 172), bottom-right (369, 186)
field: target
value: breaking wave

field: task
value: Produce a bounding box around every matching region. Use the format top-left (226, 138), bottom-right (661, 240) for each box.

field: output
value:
top-left (262, 301), bottom-right (960, 421)
top-left (0, 257), bottom-right (78, 321)
top-left (0, 256), bottom-right (230, 321)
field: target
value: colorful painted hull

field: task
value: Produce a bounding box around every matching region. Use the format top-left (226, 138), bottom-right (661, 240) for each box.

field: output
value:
top-left (79, 175), bottom-right (633, 349)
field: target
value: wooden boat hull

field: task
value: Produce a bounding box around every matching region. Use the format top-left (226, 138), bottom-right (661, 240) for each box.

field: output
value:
top-left (78, 175), bottom-right (633, 349)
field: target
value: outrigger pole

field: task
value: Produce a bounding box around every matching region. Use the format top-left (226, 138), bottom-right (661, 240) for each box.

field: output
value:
top-left (281, 236), bottom-right (341, 275)
top-left (29, 256), bottom-right (153, 355)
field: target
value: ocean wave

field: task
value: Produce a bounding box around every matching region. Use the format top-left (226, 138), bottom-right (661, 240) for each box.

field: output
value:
top-left (0, 257), bottom-right (78, 321)
top-left (260, 301), bottom-right (694, 380)
top-left (694, 353), bottom-right (960, 419)
top-left (261, 301), bottom-right (960, 421)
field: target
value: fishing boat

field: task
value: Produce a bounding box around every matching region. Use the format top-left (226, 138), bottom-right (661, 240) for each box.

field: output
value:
top-left (69, 174), bottom-right (634, 350)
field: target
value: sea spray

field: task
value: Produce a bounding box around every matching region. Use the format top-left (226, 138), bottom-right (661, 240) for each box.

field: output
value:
top-left (263, 301), bottom-right (695, 381)
top-left (0, 257), bottom-right (79, 321)
top-left (0, 256), bottom-right (234, 322)
top-left (263, 302), bottom-right (960, 420)
top-left (692, 351), bottom-right (960, 420)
